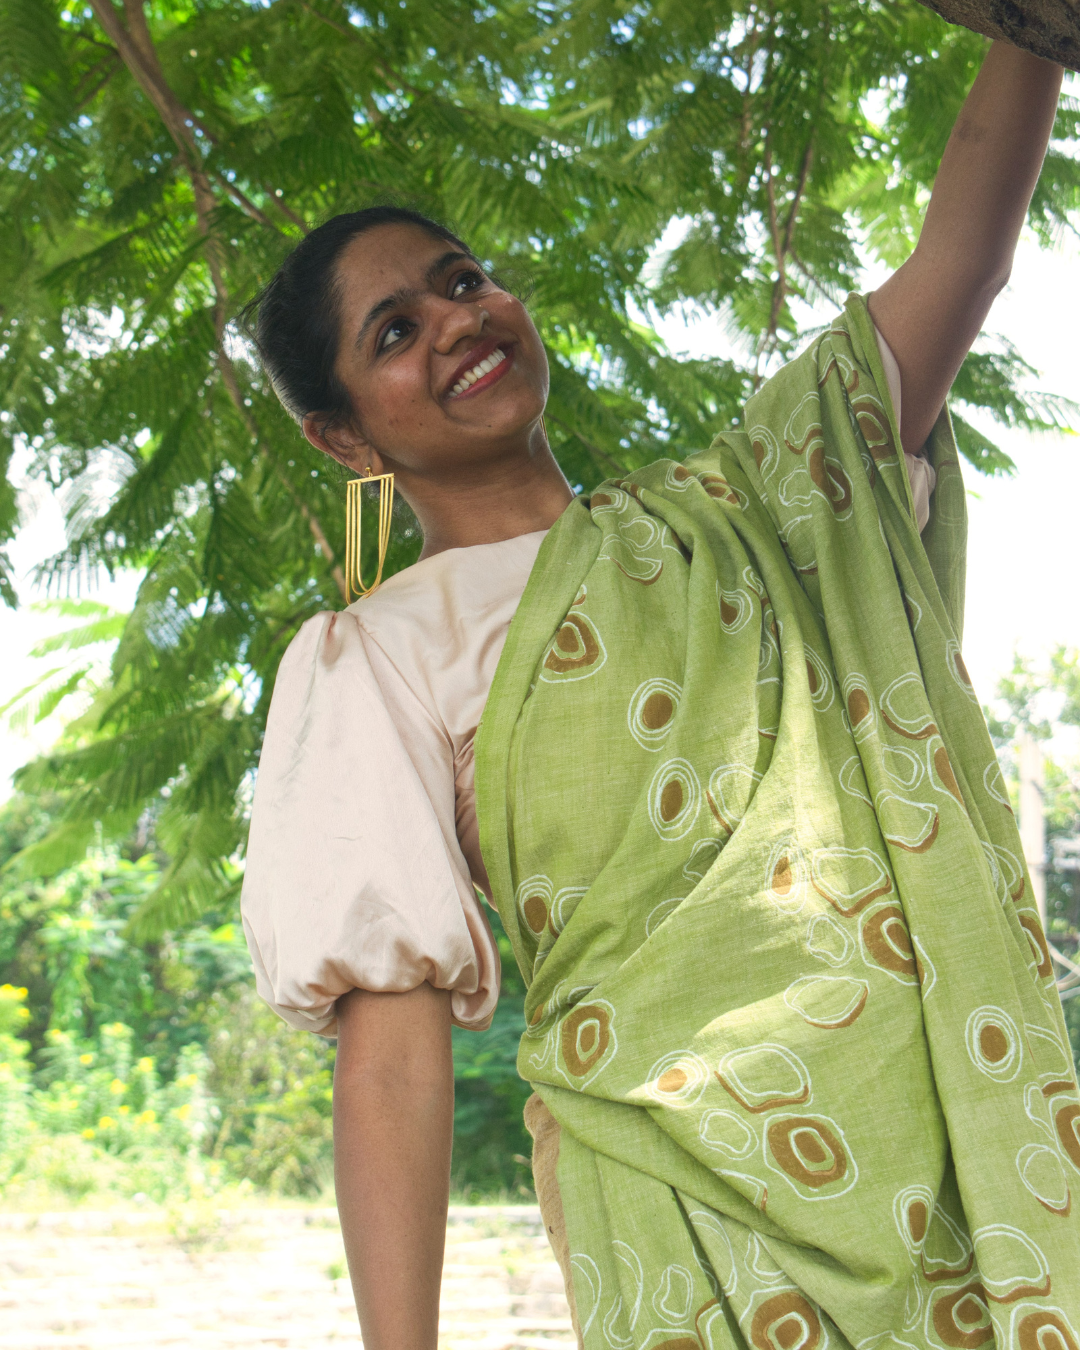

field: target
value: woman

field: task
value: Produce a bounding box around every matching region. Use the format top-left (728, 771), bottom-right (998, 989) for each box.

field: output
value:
top-left (241, 40), bottom-right (1079, 1350)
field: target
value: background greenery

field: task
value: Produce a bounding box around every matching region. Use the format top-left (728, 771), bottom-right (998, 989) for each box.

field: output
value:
top-left (987, 650), bottom-right (1080, 1065)
top-left (1, 0), bottom-right (1079, 1201)
top-left (0, 788), bottom-right (532, 1199)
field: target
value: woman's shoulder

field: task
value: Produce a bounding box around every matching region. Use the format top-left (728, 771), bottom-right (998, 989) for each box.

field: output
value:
top-left (334, 529), bottom-right (548, 681)
top-left (356, 528), bottom-right (547, 630)
top-left (276, 527), bottom-right (547, 720)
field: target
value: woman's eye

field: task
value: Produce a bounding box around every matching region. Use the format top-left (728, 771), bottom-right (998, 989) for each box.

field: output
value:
top-left (451, 270), bottom-right (484, 298)
top-left (379, 318), bottom-right (412, 351)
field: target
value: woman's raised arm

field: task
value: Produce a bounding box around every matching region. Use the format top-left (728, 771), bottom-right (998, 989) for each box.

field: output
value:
top-left (868, 41), bottom-right (1063, 456)
top-left (333, 982), bottom-right (454, 1350)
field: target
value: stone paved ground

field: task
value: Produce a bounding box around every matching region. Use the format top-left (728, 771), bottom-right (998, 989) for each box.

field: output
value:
top-left (0, 1204), bottom-right (574, 1350)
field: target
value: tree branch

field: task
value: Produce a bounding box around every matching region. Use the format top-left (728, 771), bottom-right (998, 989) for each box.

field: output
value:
top-left (755, 135), bottom-right (814, 386)
top-left (87, 0), bottom-right (346, 600)
top-left (209, 170), bottom-right (282, 232)
top-left (73, 50), bottom-right (122, 112)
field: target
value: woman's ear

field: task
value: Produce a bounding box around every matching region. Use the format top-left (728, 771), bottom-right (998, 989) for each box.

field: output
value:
top-left (301, 414), bottom-right (381, 475)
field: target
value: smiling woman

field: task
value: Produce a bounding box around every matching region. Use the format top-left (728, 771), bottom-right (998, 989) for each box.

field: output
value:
top-left (240, 50), bottom-right (1080, 1350)
top-left (242, 207), bottom-right (572, 561)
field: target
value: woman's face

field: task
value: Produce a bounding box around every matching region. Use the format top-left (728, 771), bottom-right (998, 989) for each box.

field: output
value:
top-left (313, 223), bottom-right (550, 478)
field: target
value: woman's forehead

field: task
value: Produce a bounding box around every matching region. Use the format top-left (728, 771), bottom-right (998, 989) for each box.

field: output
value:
top-left (336, 223), bottom-right (461, 305)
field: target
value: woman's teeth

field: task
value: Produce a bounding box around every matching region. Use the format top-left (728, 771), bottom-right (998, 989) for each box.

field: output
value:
top-left (450, 347), bottom-right (507, 397)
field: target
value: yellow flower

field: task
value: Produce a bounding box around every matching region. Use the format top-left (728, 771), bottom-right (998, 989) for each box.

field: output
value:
top-left (79, 1053), bottom-right (94, 1065)
top-left (136, 1057), bottom-right (154, 1073)
top-left (118, 1105), bottom-right (130, 1116)
top-left (97, 1115), bottom-right (114, 1129)
top-left (173, 1103), bottom-right (192, 1121)
top-left (81, 1128), bottom-right (96, 1139)
top-left (176, 1073), bottom-right (198, 1089)
top-left (109, 1078), bottom-right (126, 1095)
top-left (136, 1109), bottom-right (156, 1125)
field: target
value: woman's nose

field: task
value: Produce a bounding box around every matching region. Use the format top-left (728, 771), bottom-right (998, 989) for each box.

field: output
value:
top-left (433, 301), bottom-right (487, 354)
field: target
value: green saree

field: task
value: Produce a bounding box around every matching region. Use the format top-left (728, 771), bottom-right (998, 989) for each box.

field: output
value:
top-left (475, 295), bottom-right (1080, 1348)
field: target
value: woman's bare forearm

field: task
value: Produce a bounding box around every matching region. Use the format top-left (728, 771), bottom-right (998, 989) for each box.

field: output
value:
top-left (870, 41), bottom-right (1063, 455)
top-left (333, 983), bottom-right (454, 1350)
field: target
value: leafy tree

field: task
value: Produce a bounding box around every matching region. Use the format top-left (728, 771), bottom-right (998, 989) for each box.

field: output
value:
top-left (2, 0), bottom-right (1078, 930)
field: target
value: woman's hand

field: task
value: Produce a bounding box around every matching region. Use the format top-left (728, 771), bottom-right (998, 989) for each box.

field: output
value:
top-left (334, 982), bottom-right (454, 1350)
top-left (868, 41), bottom-right (1063, 457)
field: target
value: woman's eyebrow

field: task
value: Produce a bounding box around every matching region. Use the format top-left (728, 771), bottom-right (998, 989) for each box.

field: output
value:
top-left (355, 250), bottom-right (477, 350)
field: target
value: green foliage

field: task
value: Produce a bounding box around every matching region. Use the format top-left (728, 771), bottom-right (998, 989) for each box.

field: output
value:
top-left (0, 799), bottom-right (251, 1067)
top-left (201, 983), bottom-right (335, 1196)
top-left (1, 0), bottom-right (1078, 928)
top-left (34, 1024), bottom-right (212, 1155)
top-left (0, 988), bottom-right (222, 1202)
top-left (451, 919), bottom-right (533, 1194)
top-left (0, 793), bottom-right (535, 1198)
top-left (0, 984), bottom-right (34, 1180)
top-left (984, 649), bottom-right (1080, 1067)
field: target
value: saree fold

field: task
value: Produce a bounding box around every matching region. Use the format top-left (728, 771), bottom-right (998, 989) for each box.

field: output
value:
top-left (474, 295), bottom-right (1080, 1349)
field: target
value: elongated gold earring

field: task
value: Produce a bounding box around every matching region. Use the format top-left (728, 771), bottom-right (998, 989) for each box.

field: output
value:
top-left (345, 466), bottom-right (395, 602)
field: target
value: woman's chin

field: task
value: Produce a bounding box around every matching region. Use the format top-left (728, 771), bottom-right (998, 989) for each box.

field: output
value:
top-left (447, 388), bottom-right (546, 441)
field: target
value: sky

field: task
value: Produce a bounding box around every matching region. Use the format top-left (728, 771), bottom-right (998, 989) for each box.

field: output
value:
top-left (1, 231), bottom-right (1079, 797)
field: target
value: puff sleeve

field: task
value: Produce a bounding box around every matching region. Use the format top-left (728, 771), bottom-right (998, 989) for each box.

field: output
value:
top-left (240, 610), bottom-right (500, 1037)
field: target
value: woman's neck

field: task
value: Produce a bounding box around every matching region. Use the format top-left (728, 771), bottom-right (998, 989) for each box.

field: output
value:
top-left (407, 441), bottom-right (575, 561)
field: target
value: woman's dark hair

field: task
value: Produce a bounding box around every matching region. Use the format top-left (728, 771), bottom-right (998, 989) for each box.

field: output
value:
top-left (239, 206), bottom-right (476, 431)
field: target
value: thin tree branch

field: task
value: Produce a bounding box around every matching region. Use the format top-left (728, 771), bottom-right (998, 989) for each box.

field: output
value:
top-left (209, 171), bottom-right (281, 232)
top-left (90, 0), bottom-right (305, 237)
top-left (756, 135), bottom-right (814, 387)
top-left (783, 137), bottom-right (814, 257)
top-left (267, 194), bottom-right (309, 233)
top-left (87, 0), bottom-right (346, 599)
top-left (73, 50), bottom-right (122, 112)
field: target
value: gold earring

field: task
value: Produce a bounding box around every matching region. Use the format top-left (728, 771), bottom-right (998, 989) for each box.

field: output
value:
top-left (345, 466), bottom-right (395, 602)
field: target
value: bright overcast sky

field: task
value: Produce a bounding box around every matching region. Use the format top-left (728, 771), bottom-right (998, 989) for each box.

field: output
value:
top-left (1, 230), bottom-right (1078, 797)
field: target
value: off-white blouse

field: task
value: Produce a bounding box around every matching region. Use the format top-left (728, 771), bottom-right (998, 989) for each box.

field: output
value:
top-left (241, 334), bottom-right (933, 1037)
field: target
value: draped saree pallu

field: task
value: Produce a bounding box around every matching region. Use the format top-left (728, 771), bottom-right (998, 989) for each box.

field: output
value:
top-left (474, 296), bottom-right (1080, 1350)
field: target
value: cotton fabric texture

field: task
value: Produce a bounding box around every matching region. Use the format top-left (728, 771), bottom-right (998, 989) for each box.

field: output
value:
top-left (475, 296), bottom-right (1080, 1344)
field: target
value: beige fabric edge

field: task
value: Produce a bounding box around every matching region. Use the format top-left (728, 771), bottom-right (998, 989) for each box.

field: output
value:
top-left (873, 322), bottom-right (937, 531)
top-left (524, 1093), bottom-right (582, 1348)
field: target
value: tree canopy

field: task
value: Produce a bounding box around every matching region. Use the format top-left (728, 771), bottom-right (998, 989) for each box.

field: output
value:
top-left (2, 0), bottom-right (1079, 931)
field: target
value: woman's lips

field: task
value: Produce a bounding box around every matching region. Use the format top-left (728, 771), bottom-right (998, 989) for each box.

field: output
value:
top-left (447, 344), bottom-right (514, 400)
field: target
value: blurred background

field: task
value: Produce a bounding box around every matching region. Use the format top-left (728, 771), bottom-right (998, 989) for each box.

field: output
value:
top-left (1, 0), bottom-right (1079, 1217)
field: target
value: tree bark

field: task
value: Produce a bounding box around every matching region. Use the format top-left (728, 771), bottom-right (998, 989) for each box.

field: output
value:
top-left (917, 0), bottom-right (1080, 70)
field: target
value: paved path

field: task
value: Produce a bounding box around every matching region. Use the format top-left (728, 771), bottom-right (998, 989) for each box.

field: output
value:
top-left (0, 1204), bottom-right (574, 1349)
